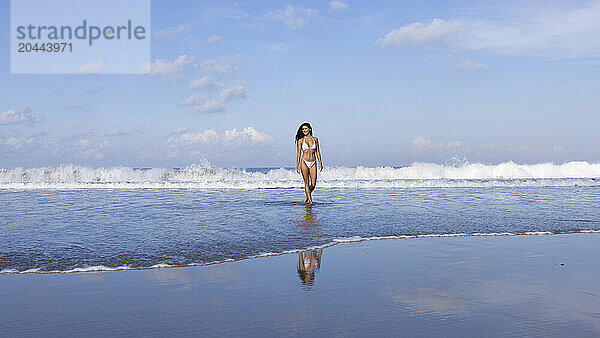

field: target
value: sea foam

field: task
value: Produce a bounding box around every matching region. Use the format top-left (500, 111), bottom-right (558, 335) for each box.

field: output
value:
top-left (1, 161), bottom-right (600, 189)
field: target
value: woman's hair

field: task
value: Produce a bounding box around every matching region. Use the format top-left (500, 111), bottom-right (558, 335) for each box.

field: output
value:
top-left (298, 269), bottom-right (316, 286)
top-left (295, 122), bottom-right (312, 143)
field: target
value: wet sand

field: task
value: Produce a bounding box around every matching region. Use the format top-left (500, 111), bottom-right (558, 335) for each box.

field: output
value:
top-left (2, 233), bottom-right (600, 337)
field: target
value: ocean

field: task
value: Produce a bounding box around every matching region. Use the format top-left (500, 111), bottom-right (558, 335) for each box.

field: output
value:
top-left (1, 161), bottom-right (600, 273)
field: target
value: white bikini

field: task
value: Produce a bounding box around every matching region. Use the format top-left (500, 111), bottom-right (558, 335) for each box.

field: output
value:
top-left (302, 137), bottom-right (317, 168)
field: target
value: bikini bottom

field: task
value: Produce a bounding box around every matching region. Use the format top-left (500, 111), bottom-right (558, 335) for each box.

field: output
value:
top-left (303, 159), bottom-right (316, 168)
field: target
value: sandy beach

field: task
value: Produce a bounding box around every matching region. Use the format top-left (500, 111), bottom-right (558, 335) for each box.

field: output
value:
top-left (2, 233), bottom-right (599, 337)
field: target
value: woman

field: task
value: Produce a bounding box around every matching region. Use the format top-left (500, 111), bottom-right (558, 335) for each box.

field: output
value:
top-left (295, 122), bottom-right (323, 204)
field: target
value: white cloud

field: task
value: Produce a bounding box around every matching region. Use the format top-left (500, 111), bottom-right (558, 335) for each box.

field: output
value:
top-left (223, 127), bottom-right (272, 145)
top-left (180, 94), bottom-right (225, 113)
top-left (141, 55), bottom-right (195, 80)
top-left (412, 136), bottom-right (462, 151)
top-left (193, 100), bottom-right (225, 114)
top-left (180, 93), bottom-right (206, 106)
top-left (455, 60), bottom-right (488, 71)
top-left (412, 136), bottom-right (434, 149)
top-left (0, 131), bottom-right (114, 161)
top-left (329, 0), bottom-right (348, 11)
top-left (138, 54), bottom-right (247, 114)
top-left (270, 5), bottom-right (317, 29)
top-left (0, 133), bottom-right (51, 153)
top-left (201, 55), bottom-right (239, 74)
top-left (184, 80), bottom-right (247, 113)
top-left (446, 141), bottom-right (462, 148)
top-left (189, 76), bottom-right (223, 90)
top-left (76, 61), bottom-right (106, 74)
top-left (376, 19), bottom-right (461, 47)
top-left (168, 129), bottom-right (220, 146)
top-left (167, 127), bottom-right (272, 148)
top-left (71, 136), bottom-right (110, 159)
top-left (53, 132), bottom-right (111, 160)
top-left (378, 2), bottom-right (600, 58)
top-left (458, 2), bottom-right (600, 58)
top-left (219, 84), bottom-right (247, 102)
top-left (206, 34), bottom-right (221, 43)
top-left (5, 136), bottom-right (36, 149)
top-left (154, 23), bottom-right (193, 38)
top-left (0, 106), bottom-right (35, 125)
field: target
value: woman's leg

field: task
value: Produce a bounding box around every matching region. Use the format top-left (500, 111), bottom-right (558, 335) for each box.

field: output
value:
top-left (308, 162), bottom-right (318, 193)
top-left (301, 161), bottom-right (312, 204)
top-left (298, 252), bottom-right (305, 270)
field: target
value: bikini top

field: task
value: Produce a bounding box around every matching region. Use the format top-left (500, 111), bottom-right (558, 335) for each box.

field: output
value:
top-left (302, 137), bottom-right (317, 150)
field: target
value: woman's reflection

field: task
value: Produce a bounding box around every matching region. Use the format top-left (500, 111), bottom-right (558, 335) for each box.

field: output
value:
top-left (296, 205), bottom-right (323, 288)
top-left (298, 248), bottom-right (322, 287)
top-left (296, 204), bottom-right (318, 229)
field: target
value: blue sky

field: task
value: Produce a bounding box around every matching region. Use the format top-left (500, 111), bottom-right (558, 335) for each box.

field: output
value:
top-left (1, 0), bottom-right (600, 168)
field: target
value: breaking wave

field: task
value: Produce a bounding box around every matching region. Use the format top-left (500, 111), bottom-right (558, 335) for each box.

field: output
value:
top-left (1, 161), bottom-right (600, 189)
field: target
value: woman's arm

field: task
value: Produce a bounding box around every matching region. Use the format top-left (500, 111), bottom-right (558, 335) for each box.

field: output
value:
top-left (315, 137), bottom-right (323, 172)
top-left (296, 140), bottom-right (302, 174)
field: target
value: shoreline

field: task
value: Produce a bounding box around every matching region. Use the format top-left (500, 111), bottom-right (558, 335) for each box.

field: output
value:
top-left (2, 233), bottom-right (600, 336)
top-left (2, 230), bottom-right (600, 275)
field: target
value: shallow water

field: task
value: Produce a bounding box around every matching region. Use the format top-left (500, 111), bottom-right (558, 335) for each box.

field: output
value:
top-left (2, 185), bottom-right (600, 273)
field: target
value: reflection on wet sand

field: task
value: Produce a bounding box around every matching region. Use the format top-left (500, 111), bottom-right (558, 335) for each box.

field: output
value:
top-left (298, 249), bottom-right (322, 288)
top-left (295, 204), bottom-right (319, 229)
top-left (295, 204), bottom-right (324, 288)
